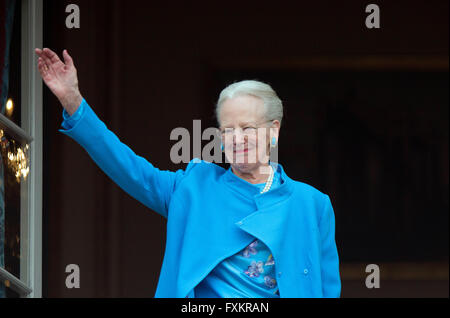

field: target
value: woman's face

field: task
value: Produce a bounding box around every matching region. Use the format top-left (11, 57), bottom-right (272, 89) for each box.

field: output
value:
top-left (219, 95), bottom-right (279, 173)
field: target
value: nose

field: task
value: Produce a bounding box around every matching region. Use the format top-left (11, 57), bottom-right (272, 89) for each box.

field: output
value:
top-left (233, 129), bottom-right (248, 145)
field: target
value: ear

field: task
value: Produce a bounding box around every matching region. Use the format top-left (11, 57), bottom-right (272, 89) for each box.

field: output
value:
top-left (270, 120), bottom-right (281, 141)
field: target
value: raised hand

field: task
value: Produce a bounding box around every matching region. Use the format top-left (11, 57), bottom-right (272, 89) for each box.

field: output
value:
top-left (35, 48), bottom-right (82, 115)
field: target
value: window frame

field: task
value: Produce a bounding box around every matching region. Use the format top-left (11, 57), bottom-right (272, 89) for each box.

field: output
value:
top-left (0, 0), bottom-right (42, 298)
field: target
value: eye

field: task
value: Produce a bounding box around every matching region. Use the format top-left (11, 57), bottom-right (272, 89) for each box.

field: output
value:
top-left (243, 127), bottom-right (257, 133)
top-left (221, 128), bottom-right (234, 134)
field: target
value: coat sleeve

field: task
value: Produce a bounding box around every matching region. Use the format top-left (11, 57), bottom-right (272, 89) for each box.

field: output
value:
top-left (318, 195), bottom-right (341, 297)
top-left (58, 98), bottom-right (186, 218)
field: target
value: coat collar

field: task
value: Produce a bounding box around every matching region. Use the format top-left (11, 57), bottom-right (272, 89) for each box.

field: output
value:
top-left (221, 162), bottom-right (295, 209)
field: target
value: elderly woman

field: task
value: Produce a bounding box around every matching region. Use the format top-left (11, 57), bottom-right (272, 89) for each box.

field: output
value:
top-left (35, 48), bottom-right (340, 298)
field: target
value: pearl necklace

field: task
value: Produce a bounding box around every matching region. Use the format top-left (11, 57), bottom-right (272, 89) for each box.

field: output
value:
top-left (260, 165), bottom-right (274, 194)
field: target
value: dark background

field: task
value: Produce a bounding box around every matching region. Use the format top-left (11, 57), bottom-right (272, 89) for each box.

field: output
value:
top-left (42, 0), bottom-right (448, 297)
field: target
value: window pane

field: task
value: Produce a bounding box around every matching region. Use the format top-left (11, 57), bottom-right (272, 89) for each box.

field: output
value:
top-left (0, 128), bottom-right (29, 280)
top-left (1, 0), bottom-right (21, 127)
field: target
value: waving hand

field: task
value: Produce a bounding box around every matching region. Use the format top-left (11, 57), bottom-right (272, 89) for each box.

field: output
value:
top-left (35, 48), bottom-right (82, 115)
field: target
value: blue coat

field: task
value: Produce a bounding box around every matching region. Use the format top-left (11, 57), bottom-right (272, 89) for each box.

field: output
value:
top-left (59, 99), bottom-right (341, 298)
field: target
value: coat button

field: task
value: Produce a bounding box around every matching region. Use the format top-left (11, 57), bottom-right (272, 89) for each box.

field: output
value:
top-left (303, 269), bottom-right (308, 275)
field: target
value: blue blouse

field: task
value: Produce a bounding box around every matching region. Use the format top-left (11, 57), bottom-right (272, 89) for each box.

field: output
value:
top-left (62, 104), bottom-right (282, 298)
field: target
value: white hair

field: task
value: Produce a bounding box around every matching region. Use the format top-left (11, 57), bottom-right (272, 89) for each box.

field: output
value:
top-left (215, 80), bottom-right (283, 126)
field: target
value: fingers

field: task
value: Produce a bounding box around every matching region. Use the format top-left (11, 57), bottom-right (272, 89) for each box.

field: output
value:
top-left (37, 57), bottom-right (50, 76)
top-left (35, 48), bottom-right (45, 75)
top-left (34, 48), bottom-right (52, 69)
top-left (62, 49), bottom-right (74, 68)
top-left (35, 49), bottom-right (51, 77)
top-left (39, 51), bottom-right (53, 72)
top-left (43, 47), bottom-right (62, 65)
top-left (35, 48), bottom-right (74, 69)
top-left (37, 58), bottom-right (48, 79)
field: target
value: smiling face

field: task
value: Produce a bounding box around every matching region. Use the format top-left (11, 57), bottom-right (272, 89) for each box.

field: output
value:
top-left (218, 94), bottom-right (279, 173)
